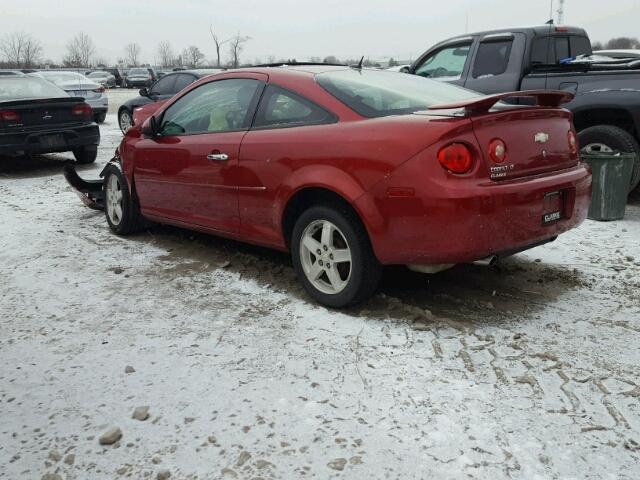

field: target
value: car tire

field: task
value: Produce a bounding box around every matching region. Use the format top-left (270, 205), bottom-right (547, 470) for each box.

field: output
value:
top-left (103, 164), bottom-right (147, 235)
top-left (291, 204), bottom-right (382, 308)
top-left (579, 125), bottom-right (640, 193)
top-left (118, 108), bottom-right (134, 134)
top-left (73, 146), bottom-right (97, 164)
top-left (94, 113), bottom-right (106, 123)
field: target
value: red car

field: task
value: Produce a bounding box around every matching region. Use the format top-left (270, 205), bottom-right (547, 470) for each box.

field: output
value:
top-left (67, 65), bottom-right (591, 307)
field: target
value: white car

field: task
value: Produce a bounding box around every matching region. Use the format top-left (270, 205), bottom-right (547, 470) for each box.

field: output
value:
top-left (35, 71), bottom-right (108, 123)
top-left (593, 49), bottom-right (640, 59)
top-left (386, 64), bottom-right (411, 73)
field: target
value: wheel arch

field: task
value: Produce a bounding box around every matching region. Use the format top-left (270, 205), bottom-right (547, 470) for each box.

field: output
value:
top-left (281, 186), bottom-right (372, 250)
top-left (572, 107), bottom-right (638, 140)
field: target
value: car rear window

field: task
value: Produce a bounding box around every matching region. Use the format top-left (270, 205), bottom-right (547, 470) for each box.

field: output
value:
top-left (0, 76), bottom-right (68, 101)
top-left (316, 69), bottom-right (478, 118)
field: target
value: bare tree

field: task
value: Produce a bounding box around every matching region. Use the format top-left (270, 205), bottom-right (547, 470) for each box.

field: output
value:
top-left (605, 37), bottom-right (640, 49)
top-left (0, 32), bottom-right (43, 68)
top-left (209, 26), bottom-right (229, 68)
top-left (64, 32), bottom-right (95, 67)
top-left (157, 41), bottom-right (174, 68)
top-left (228, 33), bottom-right (250, 68)
top-left (182, 46), bottom-right (205, 68)
top-left (124, 42), bottom-right (142, 67)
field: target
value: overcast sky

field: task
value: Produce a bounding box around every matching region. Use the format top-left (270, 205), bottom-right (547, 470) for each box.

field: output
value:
top-left (3, 0), bottom-right (640, 65)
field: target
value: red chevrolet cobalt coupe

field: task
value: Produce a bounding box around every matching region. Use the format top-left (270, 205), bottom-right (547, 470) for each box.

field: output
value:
top-left (69, 66), bottom-right (591, 307)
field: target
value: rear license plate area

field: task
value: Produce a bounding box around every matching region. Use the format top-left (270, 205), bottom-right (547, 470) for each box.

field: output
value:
top-left (542, 190), bottom-right (565, 225)
top-left (39, 133), bottom-right (65, 149)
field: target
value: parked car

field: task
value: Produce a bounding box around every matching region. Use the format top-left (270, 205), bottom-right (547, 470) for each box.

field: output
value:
top-left (593, 49), bottom-right (640, 59)
top-left (125, 68), bottom-right (157, 88)
top-left (117, 69), bottom-right (222, 133)
top-left (408, 24), bottom-right (640, 193)
top-left (87, 71), bottom-right (116, 88)
top-left (387, 64), bottom-right (411, 73)
top-left (66, 66), bottom-right (590, 307)
top-left (0, 70), bottom-right (24, 76)
top-left (0, 75), bottom-right (99, 163)
top-left (104, 67), bottom-right (125, 87)
top-left (36, 71), bottom-right (108, 123)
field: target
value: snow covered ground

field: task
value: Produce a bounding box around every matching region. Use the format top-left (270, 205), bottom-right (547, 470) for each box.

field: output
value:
top-left (1, 115), bottom-right (639, 480)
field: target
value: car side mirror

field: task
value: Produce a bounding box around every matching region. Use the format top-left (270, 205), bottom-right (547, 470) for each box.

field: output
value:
top-left (139, 87), bottom-right (149, 97)
top-left (141, 116), bottom-right (158, 138)
top-left (399, 66), bottom-right (410, 73)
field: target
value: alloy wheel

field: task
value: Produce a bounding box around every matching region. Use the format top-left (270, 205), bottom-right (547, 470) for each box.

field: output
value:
top-left (299, 219), bottom-right (352, 295)
top-left (106, 175), bottom-right (123, 226)
top-left (119, 111), bottom-right (133, 133)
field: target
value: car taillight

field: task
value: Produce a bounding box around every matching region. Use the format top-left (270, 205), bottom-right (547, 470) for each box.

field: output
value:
top-left (568, 130), bottom-right (578, 156)
top-left (93, 86), bottom-right (105, 93)
top-left (437, 143), bottom-right (474, 174)
top-left (488, 139), bottom-right (507, 164)
top-left (72, 103), bottom-right (93, 120)
top-left (0, 110), bottom-right (21, 126)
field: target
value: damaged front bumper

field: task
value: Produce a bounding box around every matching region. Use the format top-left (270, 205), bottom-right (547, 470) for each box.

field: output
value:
top-left (63, 163), bottom-right (105, 210)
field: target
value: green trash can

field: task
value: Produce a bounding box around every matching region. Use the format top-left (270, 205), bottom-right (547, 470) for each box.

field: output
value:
top-left (581, 152), bottom-right (636, 221)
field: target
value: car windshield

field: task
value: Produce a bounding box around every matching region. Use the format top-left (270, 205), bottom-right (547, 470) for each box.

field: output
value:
top-left (88, 72), bottom-right (108, 77)
top-left (0, 76), bottom-right (68, 101)
top-left (316, 69), bottom-right (479, 117)
top-left (129, 69), bottom-right (148, 75)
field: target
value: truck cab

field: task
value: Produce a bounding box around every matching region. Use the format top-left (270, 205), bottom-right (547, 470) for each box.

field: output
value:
top-left (409, 25), bottom-right (640, 193)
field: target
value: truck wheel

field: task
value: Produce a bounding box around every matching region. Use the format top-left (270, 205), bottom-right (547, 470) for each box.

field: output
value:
top-left (103, 165), bottom-right (146, 235)
top-left (579, 125), bottom-right (640, 192)
top-left (291, 204), bottom-right (382, 308)
top-left (73, 146), bottom-right (97, 164)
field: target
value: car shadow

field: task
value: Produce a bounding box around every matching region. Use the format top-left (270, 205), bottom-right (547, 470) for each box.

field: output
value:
top-left (0, 153), bottom-right (100, 179)
top-left (122, 223), bottom-right (584, 326)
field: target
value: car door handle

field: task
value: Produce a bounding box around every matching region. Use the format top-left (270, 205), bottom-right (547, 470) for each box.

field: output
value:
top-left (206, 153), bottom-right (229, 161)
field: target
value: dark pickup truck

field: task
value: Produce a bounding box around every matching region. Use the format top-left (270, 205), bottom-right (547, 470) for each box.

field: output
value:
top-left (408, 25), bottom-right (640, 193)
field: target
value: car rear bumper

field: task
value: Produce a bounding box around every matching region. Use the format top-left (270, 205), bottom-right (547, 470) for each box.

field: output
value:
top-left (0, 123), bottom-right (100, 155)
top-left (356, 164), bottom-right (592, 265)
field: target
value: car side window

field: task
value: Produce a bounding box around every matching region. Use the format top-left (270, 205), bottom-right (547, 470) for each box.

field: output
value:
top-left (414, 43), bottom-right (471, 80)
top-left (150, 75), bottom-right (177, 96)
top-left (253, 85), bottom-right (335, 129)
top-left (472, 40), bottom-right (513, 78)
top-left (174, 74), bottom-right (197, 93)
top-left (158, 78), bottom-right (261, 136)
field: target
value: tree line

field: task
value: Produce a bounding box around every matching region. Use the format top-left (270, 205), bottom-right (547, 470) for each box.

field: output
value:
top-left (0, 28), bottom-right (252, 70)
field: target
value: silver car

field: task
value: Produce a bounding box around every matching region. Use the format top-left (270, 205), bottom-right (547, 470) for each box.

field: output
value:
top-left (87, 71), bottom-right (116, 89)
top-left (36, 71), bottom-right (108, 123)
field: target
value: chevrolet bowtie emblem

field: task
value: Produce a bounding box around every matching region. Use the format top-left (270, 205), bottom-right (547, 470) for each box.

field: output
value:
top-left (535, 132), bottom-right (549, 144)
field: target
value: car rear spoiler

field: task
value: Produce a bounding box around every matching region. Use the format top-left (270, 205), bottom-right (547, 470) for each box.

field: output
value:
top-left (63, 163), bottom-right (104, 210)
top-left (428, 90), bottom-right (575, 114)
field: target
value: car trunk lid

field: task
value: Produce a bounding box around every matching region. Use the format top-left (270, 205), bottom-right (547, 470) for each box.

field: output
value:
top-left (0, 97), bottom-right (89, 130)
top-left (427, 90), bottom-right (579, 180)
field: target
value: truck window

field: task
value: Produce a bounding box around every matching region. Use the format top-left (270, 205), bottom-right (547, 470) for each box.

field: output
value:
top-left (472, 40), bottom-right (513, 78)
top-left (531, 36), bottom-right (573, 64)
top-left (570, 36), bottom-right (592, 57)
top-left (555, 37), bottom-right (570, 62)
top-left (414, 43), bottom-right (471, 80)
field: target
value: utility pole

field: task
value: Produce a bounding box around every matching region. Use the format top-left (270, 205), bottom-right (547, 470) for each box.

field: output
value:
top-left (557, 0), bottom-right (565, 24)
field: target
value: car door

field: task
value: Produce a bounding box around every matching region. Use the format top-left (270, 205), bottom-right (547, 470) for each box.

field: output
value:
top-left (133, 74), bottom-right (266, 233)
top-left (411, 40), bottom-right (475, 87)
top-left (463, 33), bottom-right (525, 94)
